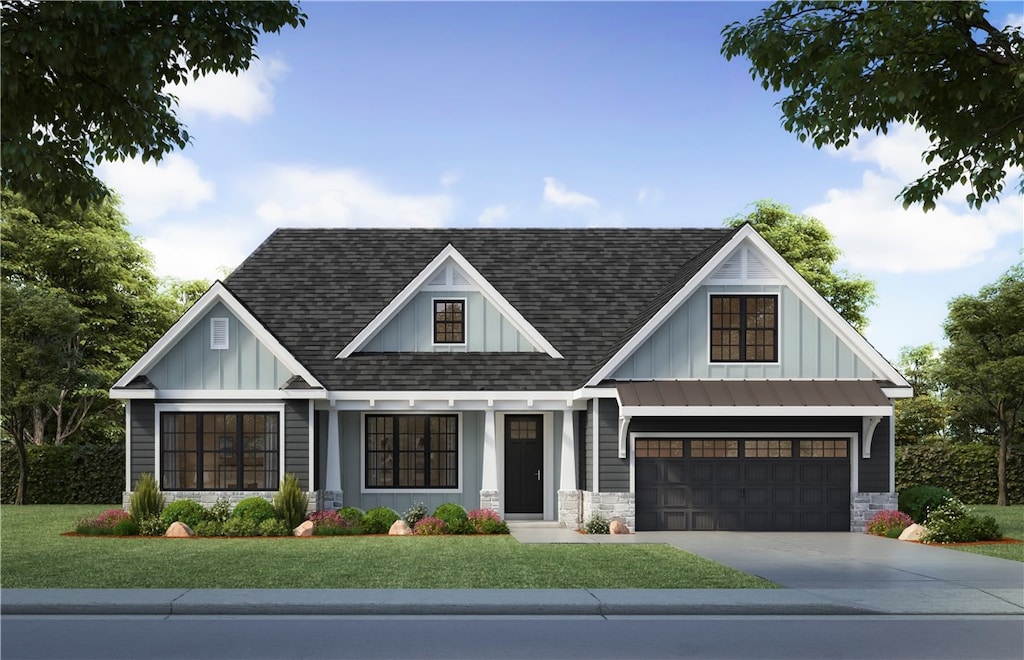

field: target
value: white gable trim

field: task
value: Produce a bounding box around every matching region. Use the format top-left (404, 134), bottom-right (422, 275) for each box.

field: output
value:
top-left (336, 243), bottom-right (563, 359)
top-left (110, 281), bottom-right (324, 395)
top-left (587, 225), bottom-right (910, 388)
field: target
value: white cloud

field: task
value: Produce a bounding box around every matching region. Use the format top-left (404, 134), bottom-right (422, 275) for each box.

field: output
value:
top-left (255, 167), bottom-right (453, 228)
top-left (477, 205), bottom-right (510, 226)
top-left (140, 221), bottom-right (251, 282)
top-left (98, 153), bottom-right (215, 224)
top-left (806, 124), bottom-right (1022, 274)
top-left (440, 170), bottom-right (461, 187)
top-left (543, 177), bottom-right (599, 210)
top-left (637, 186), bottom-right (663, 206)
top-left (1005, 13), bottom-right (1022, 29)
top-left (166, 57), bottom-right (286, 123)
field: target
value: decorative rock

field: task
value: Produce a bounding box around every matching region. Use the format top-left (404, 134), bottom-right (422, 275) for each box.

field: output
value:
top-left (899, 523), bottom-right (928, 541)
top-left (293, 520), bottom-right (314, 537)
top-left (165, 521), bottom-right (194, 538)
top-left (610, 520), bottom-right (630, 535)
top-left (389, 520), bottom-right (413, 536)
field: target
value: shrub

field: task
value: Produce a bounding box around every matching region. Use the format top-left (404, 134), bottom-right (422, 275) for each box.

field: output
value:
top-left (361, 507), bottom-right (400, 534)
top-left (193, 520), bottom-right (223, 537)
top-left (403, 501), bottom-right (428, 527)
top-left (138, 514), bottom-right (167, 537)
top-left (113, 518), bottom-right (141, 536)
top-left (468, 508), bottom-right (509, 535)
top-left (413, 516), bottom-right (447, 535)
top-left (0, 443), bottom-right (124, 504)
top-left (865, 509), bottom-right (913, 537)
top-left (899, 485), bottom-right (955, 523)
top-left (222, 516), bottom-right (260, 537)
top-left (338, 506), bottom-right (364, 526)
top-left (129, 473), bottom-right (164, 522)
top-left (896, 443), bottom-right (1024, 505)
top-left (432, 503), bottom-right (469, 528)
top-left (584, 514), bottom-right (610, 534)
top-left (231, 497), bottom-right (276, 524)
top-left (258, 518), bottom-right (292, 537)
top-left (274, 473), bottom-right (309, 529)
top-left (206, 497), bottom-right (232, 523)
top-left (923, 500), bottom-right (1003, 544)
top-left (161, 499), bottom-right (207, 529)
top-left (308, 510), bottom-right (361, 535)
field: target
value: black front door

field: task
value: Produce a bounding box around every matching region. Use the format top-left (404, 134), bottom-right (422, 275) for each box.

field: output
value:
top-left (504, 415), bottom-right (543, 514)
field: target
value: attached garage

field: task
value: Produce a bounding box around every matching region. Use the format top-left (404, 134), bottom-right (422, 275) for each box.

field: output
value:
top-left (634, 437), bottom-right (851, 531)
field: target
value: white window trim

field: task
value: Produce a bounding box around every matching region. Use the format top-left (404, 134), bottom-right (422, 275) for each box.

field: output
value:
top-left (154, 402), bottom-right (287, 491)
top-left (706, 291), bottom-right (782, 366)
top-left (210, 317), bottom-right (229, 350)
top-left (359, 411), bottom-right (464, 494)
top-left (431, 297), bottom-right (468, 348)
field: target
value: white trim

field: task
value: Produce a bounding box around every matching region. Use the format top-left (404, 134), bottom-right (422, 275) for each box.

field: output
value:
top-left (587, 226), bottom-right (910, 388)
top-left (111, 281), bottom-right (324, 392)
top-left (124, 401), bottom-right (132, 491)
top-left (326, 408), bottom-right (341, 491)
top-left (882, 387), bottom-right (914, 399)
top-left (559, 407), bottom-right (577, 491)
top-left (210, 317), bottom-right (229, 350)
top-left (307, 400), bottom-right (315, 489)
top-left (543, 411), bottom-right (554, 521)
top-left (482, 408), bottom-right (498, 492)
top-left (591, 398), bottom-right (600, 492)
top-left (153, 402), bottom-right (287, 492)
top-left (705, 291), bottom-right (782, 366)
top-left (430, 296), bottom-right (468, 348)
top-left (112, 389), bottom-right (328, 401)
top-left (336, 244), bottom-right (563, 359)
top-left (620, 405), bottom-right (892, 417)
top-left (861, 416), bottom-right (883, 459)
top-left (628, 431), bottom-right (859, 497)
top-left (358, 411), bottom-right (464, 495)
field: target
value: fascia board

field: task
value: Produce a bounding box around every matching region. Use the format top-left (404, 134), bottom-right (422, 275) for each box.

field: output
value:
top-left (112, 281), bottom-right (323, 390)
top-left (335, 243), bottom-right (563, 359)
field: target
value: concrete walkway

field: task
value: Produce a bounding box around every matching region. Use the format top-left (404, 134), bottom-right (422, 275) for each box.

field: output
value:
top-left (3, 528), bottom-right (1021, 617)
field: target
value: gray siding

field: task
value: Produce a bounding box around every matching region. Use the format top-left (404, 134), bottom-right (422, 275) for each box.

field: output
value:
top-left (581, 404), bottom-right (592, 491)
top-left (129, 400), bottom-right (156, 485)
top-left (859, 417), bottom-right (892, 492)
top-left (361, 291), bottom-right (540, 353)
top-left (612, 286), bottom-right (876, 380)
top-left (338, 410), bottom-right (484, 513)
top-left (284, 401), bottom-right (310, 489)
top-left (597, 398), bottom-right (629, 492)
top-left (146, 303), bottom-right (292, 390)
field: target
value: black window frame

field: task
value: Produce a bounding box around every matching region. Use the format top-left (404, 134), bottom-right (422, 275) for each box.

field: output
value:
top-left (709, 294), bottom-right (778, 363)
top-left (159, 411), bottom-right (280, 491)
top-left (365, 414), bottom-right (459, 489)
top-left (433, 299), bottom-right (466, 344)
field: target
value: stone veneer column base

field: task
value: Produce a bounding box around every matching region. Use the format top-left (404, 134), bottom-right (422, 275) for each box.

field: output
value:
top-left (557, 490), bottom-right (581, 529)
top-left (123, 490), bottom-right (322, 514)
top-left (479, 490), bottom-right (500, 516)
top-left (850, 492), bottom-right (898, 532)
top-left (314, 490), bottom-right (344, 512)
top-left (582, 491), bottom-right (635, 532)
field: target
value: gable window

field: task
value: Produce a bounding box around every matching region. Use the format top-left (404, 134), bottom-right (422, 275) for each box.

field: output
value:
top-left (160, 412), bottom-right (279, 490)
top-left (365, 414), bottom-right (458, 489)
top-left (433, 299), bottom-right (465, 344)
top-left (710, 295), bottom-right (777, 362)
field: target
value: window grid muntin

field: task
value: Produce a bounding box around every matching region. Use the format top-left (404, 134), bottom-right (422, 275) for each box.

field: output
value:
top-left (433, 299), bottom-right (465, 344)
top-left (365, 414), bottom-right (458, 489)
top-left (635, 439), bottom-right (684, 458)
top-left (744, 439), bottom-right (793, 458)
top-left (799, 439), bottom-right (848, 458)
top-left (710, 295), bottom-right (777, 362)
top-left (690, 440), bottom-right (738, 458)
top-left (160, 412), bottom-right (279, 490)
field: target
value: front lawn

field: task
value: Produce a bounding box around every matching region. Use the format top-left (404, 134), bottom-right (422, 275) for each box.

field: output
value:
top-left (0, 505), bottom-right (776, 589)
top-left (939, 504), bottom-right (1024, 562)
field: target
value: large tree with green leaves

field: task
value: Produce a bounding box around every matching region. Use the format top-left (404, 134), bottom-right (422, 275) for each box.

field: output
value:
top-left (726, 200), bottom-right (876, 332)
top-left (722, 2), bottom-right (1024, 211)
top-left (1, 1), bottom-right (306, 207)
top-left (893, 344), bottom-right (948, 445)
top-left (938, 265), bottom-right (1024, 506)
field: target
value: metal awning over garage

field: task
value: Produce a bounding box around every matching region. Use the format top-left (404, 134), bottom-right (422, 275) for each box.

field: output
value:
top-left (616, 380), bottom-right (892, 417)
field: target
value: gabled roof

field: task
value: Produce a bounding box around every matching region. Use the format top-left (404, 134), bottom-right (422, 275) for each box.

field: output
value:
top-left (222, 228), bottom-right (734, 390)
top-left (110, 281), bottom-right (324, 395)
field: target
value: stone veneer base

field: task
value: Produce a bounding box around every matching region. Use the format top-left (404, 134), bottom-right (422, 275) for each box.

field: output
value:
top-left (123, 490), bottom-right (321, 514)
top-left (582, 491), bottom-right (635, 532)
top-left (850, 491), bottom-right (899, 533)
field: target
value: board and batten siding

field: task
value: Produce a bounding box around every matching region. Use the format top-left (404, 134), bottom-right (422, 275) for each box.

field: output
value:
top-left (597, 398), bottom-right (629, 493)
top-left (284, 400), bottom-right (311, 489)
top-left (129, 400), bottom-right (156, 485)
top-left (145, 303), bottom-right (291, 390)
top-left (611, 285), bottom-right (876, 380)
top-left (360, 291), bottom-right (540, 353)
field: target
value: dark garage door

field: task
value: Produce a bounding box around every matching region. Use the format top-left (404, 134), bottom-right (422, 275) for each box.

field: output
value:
top-left (635, 438), bottom-right (850, 531)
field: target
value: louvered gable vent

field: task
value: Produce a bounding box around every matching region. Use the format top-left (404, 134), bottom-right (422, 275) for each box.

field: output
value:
top-left (708, 245), bottom-right (779, 283)
top-left (210, 317), bottom-right (229, 350)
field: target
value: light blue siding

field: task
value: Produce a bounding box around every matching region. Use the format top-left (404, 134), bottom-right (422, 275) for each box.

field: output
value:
top-left (146, 303), bottom-right (291, 390)
top-left (361, 291), bottom-right (539, 353)
top-left (612, 285), bottom-right (876, 379)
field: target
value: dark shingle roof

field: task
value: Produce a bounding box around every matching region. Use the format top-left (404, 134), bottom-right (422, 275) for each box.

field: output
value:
top-left (224, 227), bottom-right (737, 390)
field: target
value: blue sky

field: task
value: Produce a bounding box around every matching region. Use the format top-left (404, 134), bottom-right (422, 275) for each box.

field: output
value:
top-left (98, 1), bottom-right (1023, 365)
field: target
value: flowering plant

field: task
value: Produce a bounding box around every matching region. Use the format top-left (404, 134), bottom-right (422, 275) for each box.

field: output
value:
top-left (468, 508), bottom-right (509, 534)
top-left (865, 509), bottom-right (913, 537)
top-left (413, 516), bottom-right (447, 535)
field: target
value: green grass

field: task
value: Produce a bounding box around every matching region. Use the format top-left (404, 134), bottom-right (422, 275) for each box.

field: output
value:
top-left (937, 504), bottom-right (1024, 562)
top-left (0, 505), bottom-right (776, 589)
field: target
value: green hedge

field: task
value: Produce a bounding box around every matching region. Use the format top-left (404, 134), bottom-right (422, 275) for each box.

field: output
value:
top-left (1, 444), bottom-right (124, 504)
top-left (896, 443), bottom-right (1023, 505)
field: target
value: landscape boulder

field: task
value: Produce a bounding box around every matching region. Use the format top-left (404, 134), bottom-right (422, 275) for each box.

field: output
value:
top-left (293, 520), bottom-right (314, 537)
top-left (389, 520), bottom-right (413, 536)
top-left (165, 521), bottom-right (194, 538)
top-left (610, 520), bottom-right (630, 534)
top-left (898, 523), bottom-right (928, 541)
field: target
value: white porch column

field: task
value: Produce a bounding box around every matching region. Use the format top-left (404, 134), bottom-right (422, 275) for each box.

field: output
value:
top-left (482, 408), bottom-right (498, 491)
top-left (559, 408), bottom-right (576, 490)
top-left (325, 407), bottom-right (341, 491)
